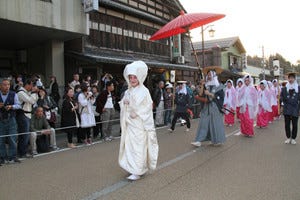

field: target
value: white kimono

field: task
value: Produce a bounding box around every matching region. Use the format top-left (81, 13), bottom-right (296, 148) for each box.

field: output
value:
top-left (78, 93), bottom-right (96, 128)
top-left (119, 61), bottom-right (159, 175)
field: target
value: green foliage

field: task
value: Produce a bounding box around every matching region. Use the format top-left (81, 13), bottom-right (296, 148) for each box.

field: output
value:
top-left (247, 53), bottom-right (300, 73)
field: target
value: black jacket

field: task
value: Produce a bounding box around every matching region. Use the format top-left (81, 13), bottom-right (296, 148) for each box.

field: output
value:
top-left (280, 86), bottom-right (300, 117)
top-left (152, 88), bottom-right (165, 108)
top-left (50, 81), bottom-right (60, 104)
top-left (96, 90), bottom-right (116, 114)
top-left (61, 98), bottom-right (77, 127)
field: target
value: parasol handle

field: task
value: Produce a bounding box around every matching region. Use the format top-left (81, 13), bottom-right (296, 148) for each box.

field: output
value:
top-left (188, 31), bottom-right (203, 79)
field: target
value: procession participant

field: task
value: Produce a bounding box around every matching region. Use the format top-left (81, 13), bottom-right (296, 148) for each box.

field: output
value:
top-left (267, 81), bottom-right (277, 123)
top-left (168, 81), bottom-right (191, 132)
top-left (118, 61), bottom-right (159, 181)
top-left (235, 78), bottom-right (244, 121)
top-left (237, 74), bottom-right (258, 137)
top-left (272, 79), bottom-right (281, 119)
top-left (191, 67), bottom-right (226, 147)
top-left (223, 79), bottom-right (236, 126)
top-left (164, 83), bottom-right (173, 126)
top-left (280, 72), bottom-right (300, 145)
top-left (257, 80), bottom-right (272, 128)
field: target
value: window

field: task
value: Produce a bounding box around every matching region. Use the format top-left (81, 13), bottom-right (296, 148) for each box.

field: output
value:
top-left (105, 25), bottom-right (111, 33)
top-left (99, 23), bottom-right (105, 31)
top-left (112, 26), bottom-right (117, 34)
top-left (92, 22), bottom-right (98, 30)
top-left (117, 28), bottom-right (123, 35)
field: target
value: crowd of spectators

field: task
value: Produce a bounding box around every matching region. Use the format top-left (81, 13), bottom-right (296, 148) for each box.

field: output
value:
top-left (0, 71), bottom-right (201, 166)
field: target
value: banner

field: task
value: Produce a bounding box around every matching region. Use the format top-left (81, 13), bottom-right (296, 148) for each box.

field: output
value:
top-left (172, 34), bottom-right (181, 58)
top-left (170, 70), bottom-right (176, 83)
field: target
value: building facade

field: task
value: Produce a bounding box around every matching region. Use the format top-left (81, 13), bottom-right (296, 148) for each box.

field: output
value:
top-left (65, 0), bottom-right (198, 90)
top-left (192, 36), bottom-right (247, 82)
top-left (0, 0), bottom-right (88, 86)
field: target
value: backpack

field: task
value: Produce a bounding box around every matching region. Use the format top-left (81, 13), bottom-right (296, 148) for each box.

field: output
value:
top-left (36, 135), bottom-right (50, 153)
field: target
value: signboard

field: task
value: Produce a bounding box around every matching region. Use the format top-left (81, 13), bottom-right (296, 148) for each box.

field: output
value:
top-left (83, 0), bottom-right (98, 13)
top-left (172, 34), bottom-right (181, 58)
top-left (273, 59), bottom-right (280, 76)
top-left (170, 70), bottom-right (176, 83)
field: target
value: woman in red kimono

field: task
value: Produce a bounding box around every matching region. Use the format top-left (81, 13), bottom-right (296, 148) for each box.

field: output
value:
top-left (237, 75), bottom-right (258, 137)
top-left (257, 80), bottom-right (272, 128)
top-left (272, 79), bottom-right (281, 120)
top-left (235, 78), bottom-right (244, 122)
top-left (224, 79), bottom-right (236, 126)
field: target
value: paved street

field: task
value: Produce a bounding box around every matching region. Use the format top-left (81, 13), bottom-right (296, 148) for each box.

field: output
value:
top-left (1, 117), bottom-right (300, 200)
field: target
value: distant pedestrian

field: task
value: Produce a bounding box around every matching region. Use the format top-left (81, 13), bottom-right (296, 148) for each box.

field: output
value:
top-left (267, 81), bottom-right (276, 123)
top-left (281, 72), bottom-right (300, 144)
top-left (119, 61), bottom-right (159, 181)
top-left (223, 79), bottom-right (236, 126)
top-left (272, 79), bottom-right (281, 120)
top-left (168, 81), bottom-right (191, 133)
top-left (235, 78), bottom-right (244, 122)
top-left (164, 83), bottom-right (173, 126)
top-left (257, 80), bottom-right (272, 128)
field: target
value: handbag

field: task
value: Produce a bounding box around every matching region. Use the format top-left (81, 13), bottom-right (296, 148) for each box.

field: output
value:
top-left (45, 110), bottom-right (51, 120)
top-left (49, 111), bottom-right (56, 123)
top-left (45, 110), bottom-right (56, 123)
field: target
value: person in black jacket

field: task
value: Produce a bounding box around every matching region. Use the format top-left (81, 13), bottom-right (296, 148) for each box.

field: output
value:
top-left (49, 75), bottom-right (60, 105)
top-left (168, 81), bottom-right (191, 132)
top-left (152, 81), bottom-right (166, 126)
top-left (95, 81), bottom-right (115, 141)
top-left (281, 72), bottom-right (300, 145)
top-left (61, 87), bottom-right (78, 148)
top-left (37, 87), bottom-right (58, 128)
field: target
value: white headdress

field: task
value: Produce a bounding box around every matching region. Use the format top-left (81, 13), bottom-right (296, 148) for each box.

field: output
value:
top-left (205, 70), bottom-right (220, 87)
top-left (123, 61), bottom-right (148, 88)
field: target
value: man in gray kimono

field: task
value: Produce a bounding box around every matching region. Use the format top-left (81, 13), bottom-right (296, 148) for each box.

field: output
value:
top-left (191, 69), bottom-right (226, 147)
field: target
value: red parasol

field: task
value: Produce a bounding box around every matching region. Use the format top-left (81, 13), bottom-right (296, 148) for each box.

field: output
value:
top-left (149, 11), bottom-right (225, 79)
top-left (149, 11), bottom-right (225, 41)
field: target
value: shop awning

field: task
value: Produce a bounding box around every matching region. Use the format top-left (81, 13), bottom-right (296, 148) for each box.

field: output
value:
top-left (65, 51), bottom-right (199, 71)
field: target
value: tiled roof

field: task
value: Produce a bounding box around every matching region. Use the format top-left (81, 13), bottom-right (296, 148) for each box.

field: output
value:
top-left (65, 51), bottom-right (199, 71)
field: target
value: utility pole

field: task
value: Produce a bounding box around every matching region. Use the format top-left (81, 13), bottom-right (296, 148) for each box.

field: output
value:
top-left (262, 45), bottom-right (265, 80)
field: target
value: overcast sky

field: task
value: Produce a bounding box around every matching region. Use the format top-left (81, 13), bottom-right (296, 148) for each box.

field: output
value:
top-left (180, 0), bottom-right (300, 64)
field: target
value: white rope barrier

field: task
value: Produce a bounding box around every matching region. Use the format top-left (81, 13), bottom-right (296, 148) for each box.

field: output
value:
top-left (0, 103), bottom-right (203, 138)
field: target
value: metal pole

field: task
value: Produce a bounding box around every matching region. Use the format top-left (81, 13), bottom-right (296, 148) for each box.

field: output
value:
top-left (201, 26), bottom-right (205, 69)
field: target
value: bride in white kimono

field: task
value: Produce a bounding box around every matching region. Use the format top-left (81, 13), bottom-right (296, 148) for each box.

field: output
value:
top-left (118, 61), bottom-right (159, 181)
